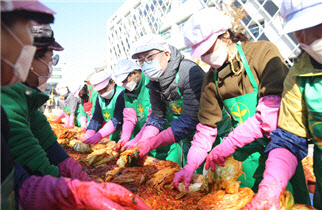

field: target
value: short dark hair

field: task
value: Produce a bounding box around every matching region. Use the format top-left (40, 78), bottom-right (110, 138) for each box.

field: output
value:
top-left (34, 48), bottom-right (49, 58)
top-left (219, 29), bottom-right (249, 43)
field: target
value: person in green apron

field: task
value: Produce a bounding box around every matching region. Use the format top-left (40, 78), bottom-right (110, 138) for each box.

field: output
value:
top-left (2, 23), bottom-right (94, 180)
top-left (80, 70), bottom-right (125, 144)
top-left (0, 3), bottom-right (151, 209)
top-left (77, 82), bottom-right (99, 118)
top-left (182, 7), bottom-right (310, 205)
top-left (112, 59), bottom-right (152, 147)
top-left (245, 1), bottom-right (322, 209)
top-left (1, 1), bottom-right (56, 208)
top-left (55, 82), bottom-right (88, 130)
top-left (123, 34), bottom-right (222, 172)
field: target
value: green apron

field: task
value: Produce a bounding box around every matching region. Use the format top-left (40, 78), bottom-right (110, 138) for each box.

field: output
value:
top-left (98, 86), bottom-right (124, 141)
top-left (1, 169), bottom-right (16, 209)
top-left (63, 104), bottom-right (86, 127)
top-left (82, 85), bottom-right (99, 118)
top-left (214, 44), bottom-right (268, 190)
top-left (298, 75), bottom-right (322, 209)
top-left (148, 72), bottom-right (185, 166)
top-left (124, 74), bottom-right (151, 137)
top-left (214, 44), bottom-right (309, 204)
top-left (149, 73), bottom-right (232, 173)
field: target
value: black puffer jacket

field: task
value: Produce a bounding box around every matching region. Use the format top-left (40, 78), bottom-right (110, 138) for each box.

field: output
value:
top-left (146, 45), bottom-right (205, 141)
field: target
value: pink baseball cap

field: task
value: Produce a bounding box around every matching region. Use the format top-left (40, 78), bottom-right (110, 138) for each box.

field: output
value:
top-left (90, 71), bottom-right (112, 91)
top-left (183, 7), bottom-right (232, 58)
top-left (1, 0), bottom-right (55, 14)
top-left (1, 0), bottom-right (55, 24)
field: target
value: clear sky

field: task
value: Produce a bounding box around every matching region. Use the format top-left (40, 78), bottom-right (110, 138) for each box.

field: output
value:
top-left (40, 0), bottom-right (126, 82)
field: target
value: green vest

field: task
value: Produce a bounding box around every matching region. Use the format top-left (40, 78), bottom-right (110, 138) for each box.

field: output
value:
top-left (82, 85), bottom-right (99, 117)
top-left (297, 56), bottom-right (322, 208)
top-left (98, 86), bottom-right (124, 141)
top-left (124, 74), bottom-right (151, 136)
top-left (63, 103), bottom-right (87, 127)
top-left (149, 72), bottom-right (184, 166)
top-left (150, 72), bottom-right (232, 173)
top-left (298, 75), bottom-right (322, 147)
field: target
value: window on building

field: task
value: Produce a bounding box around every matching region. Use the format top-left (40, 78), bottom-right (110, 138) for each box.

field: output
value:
top-left (180, 46), bottom-right (191, 55)
top-left (150, 3), bottom-right (155, 11)
top-left (247, 20), bottom-right (264, 41)
top-left (178, 19), bottom-right (188, 31)
top-left (53, 67), bottom-right (62, 72)
top-left (51, 75), bottom-right (62, 79)
top-left (162, 28), bottom-right (171, 40)
top-left (263, 1), bottom-right (278, 17)
top-left (48, 82), bottom-right (57, 87)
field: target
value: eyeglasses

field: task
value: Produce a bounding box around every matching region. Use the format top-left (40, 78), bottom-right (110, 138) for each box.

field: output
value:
top-left (42, 54), bottom-right (59, 66)
top-left (136, 51), bottom-right (164, 66)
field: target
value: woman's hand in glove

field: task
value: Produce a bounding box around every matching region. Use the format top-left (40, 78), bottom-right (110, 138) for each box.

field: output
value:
top-left (19, 175), bottom-right (151, 210)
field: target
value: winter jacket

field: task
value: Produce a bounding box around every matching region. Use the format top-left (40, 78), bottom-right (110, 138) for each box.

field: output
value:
top-left (266, 52), bottom-right (322, 160)
top-left (198, 41), bottom-right (289, 128)
top-left (1, 83), bottom-right (67, 177)
top-left (146, 45), bottom-right (205, 142)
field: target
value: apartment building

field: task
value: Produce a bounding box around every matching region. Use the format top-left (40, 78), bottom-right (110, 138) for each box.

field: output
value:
top-left (106, 0), bottom-right (300, 71)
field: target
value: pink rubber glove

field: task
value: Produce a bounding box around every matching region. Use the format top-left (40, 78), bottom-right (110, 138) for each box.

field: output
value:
top-left (68, 115), bottom-right (75, 128)
top-left (64, 115), bottom-right (75, 129)
top-left (54, 110), bottom-right (65, 123)
top-left (205, 95), bottom-right (281, 171)
top-left (118, 108), bottom-right (137, 146)
top-left (75, 129), bottom-right (96, 140)
top-left (19, 175), bottom-right (151, 210)
top-left (83, 133), bottom-right (102, 144)
top-left (173, 123), bottom-right (217, 191)
top-left (79, 116), bottom-right (87, 131)
top-left (115, 123), bottom-right (146, 151)
top-left (58, 157), bottom-right (92, 181)
top-left (83, 120), bottom-right (115, 144)
top-left (243, 148), bottom-right (297, 210)
top-left (61, 115), bottom-right (70, 128)
top-left (135, 127), bottom-right (175, 158)
top-left (113, 109), bottom-right (153, 150)
top-left (122, 125), bottom-right (160, 150)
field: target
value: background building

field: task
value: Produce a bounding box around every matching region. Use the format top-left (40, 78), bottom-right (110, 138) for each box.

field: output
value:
top-left (106, 0), bottom-right (300, 71)
top-left (42, 62), bottom-right (67, 95)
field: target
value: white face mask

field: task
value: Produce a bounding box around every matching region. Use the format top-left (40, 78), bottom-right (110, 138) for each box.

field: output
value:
top-left (300, 38), bottom-right (322, 64)
top-left (1, 23), bottom-right (36, 86)
top-left (141, 56), bottom-right (164, 81)
top-left (32, 58), bottom-right (53, 87)
top-left (122, 80), bottom-right (137, 92)
top-left (201, 39), bottom-right (228, 69)
top-left (59, 88), bottom-right (68, 96)
top-left (101, 88), bottom-right (115, 99)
